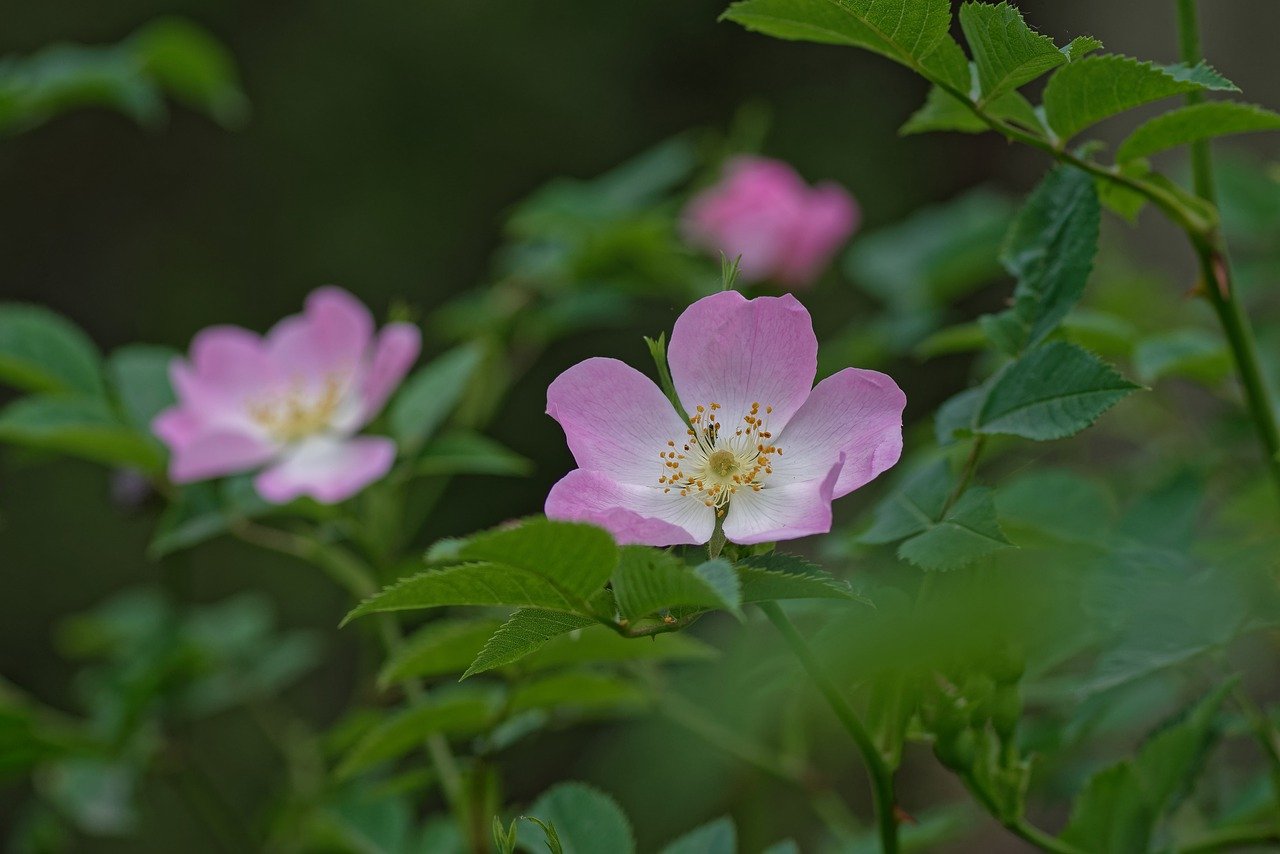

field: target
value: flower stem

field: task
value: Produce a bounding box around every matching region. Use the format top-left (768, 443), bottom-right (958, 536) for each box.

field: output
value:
top-left (758, 600), bottom-right (899, 854)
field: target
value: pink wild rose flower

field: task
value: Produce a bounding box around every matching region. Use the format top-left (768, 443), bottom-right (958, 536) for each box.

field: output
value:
top-left (153, 287), bottom-right (421, 504)
top-left (682, 156), bottom-right (859, 288)
top-left (545, 290), bottom-right (905, 545)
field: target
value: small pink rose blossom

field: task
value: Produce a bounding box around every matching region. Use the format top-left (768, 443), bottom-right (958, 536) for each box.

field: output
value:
top-left (545, 291), bottom-right (904, 545)
top-left (682, 156), bottom-right (860, 288)
top-left (153, 287), bottom-right (421, 504)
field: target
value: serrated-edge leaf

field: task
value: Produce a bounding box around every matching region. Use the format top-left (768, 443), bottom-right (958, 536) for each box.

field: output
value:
top-left (462, 610), bottom-right (593, 679)
top-left (520, 782), bottom-right (636, 854)
top-left (335, 693), bottom-right (497, 779)
top-left (341, 563), bottom-right (590, 626)
top-left (959, 2), bottom-right (1064, 103)
top-left (379, 618), bottom-right (504, 687)
top-left (1116, 101), bottom-right (1280, 163)
top-left (896, 486), bottom-right (1012, 571)
top-left (735, 557), bottom-right (868, 604)
top-left (1061, 36), bottom-right (1102, 62)
top-left (611, 549), bottom-right (741, 622)
top-left (454, 517), bottom-right (619, 599)
top-left (1043, 55), bottom-right (1239, 140)
top-left (659, 817), bottom-right (737, 854)
top-left (974, 342), bottom-right (1140, 440)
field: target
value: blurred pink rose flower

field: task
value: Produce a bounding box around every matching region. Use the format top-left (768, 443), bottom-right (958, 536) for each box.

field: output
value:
top-left (545, 290), bottom-right (904, 546)
top-left (682, 156), bottom-right (859, 288)
top-left (153, 287), bottom-right (421, 504)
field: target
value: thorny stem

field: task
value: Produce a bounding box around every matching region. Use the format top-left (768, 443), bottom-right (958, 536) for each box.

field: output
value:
top-left (1175, 0), bottom-right (1280, 505)
top-left (759, 600), bottom-right (899, 854)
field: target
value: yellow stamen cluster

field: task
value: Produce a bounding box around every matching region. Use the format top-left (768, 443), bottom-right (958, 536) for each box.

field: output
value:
top-left (248, 374), bottom-right (344, 442)
top-left (658, 401), bottom-right (781, 516)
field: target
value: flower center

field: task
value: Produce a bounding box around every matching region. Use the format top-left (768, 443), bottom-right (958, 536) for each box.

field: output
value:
top-left (657, 401), bottom-right (781, 515)
top-left (247, 375), bottom-right (345, 443)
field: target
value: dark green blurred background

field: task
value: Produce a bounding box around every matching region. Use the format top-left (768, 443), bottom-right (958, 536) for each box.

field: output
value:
top-left (3, 1), bottom-right (1278, 849)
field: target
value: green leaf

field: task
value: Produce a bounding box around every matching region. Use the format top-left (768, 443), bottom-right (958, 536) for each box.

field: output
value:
top-left (735, 554), bottom-right (867, 603)
top-left (1095, 159), bottom-right (1152, 221)
top-left (130, 18), bottom-right (248, 128)
top-left (335, 691), bottom-right (498, 779)
top-left (1042, 56), bottom-right (1238, 140)
top-left (518, 783), bottom-right (635, 854)
top-left (896, 486), bottom-right (1011, 571)
top-left (0, 395), bottom-right (163, 471)
top-left (901, 84), bottom-right (1039, 135)
top-left (521, 625), bottom-right (717, 672)
top-left (973, 342), bottom-right (1140, 440)
top-left (462, 610), bottom-right (594, 679)
top-left (611, 549), bottom-right (741, 622)
top-left (994, 166), bottom-right (1101, 350)
top-left (861, 461), bottom-right (1010, 570)
top-left (449, 518), bottom-right (619, 599)
top-left (107, 344), bottom-right (177, 431)
top-left (342, 563), bottom-right (591, 625)
top-left (148, 475), bottom-right (272, 558)
top-left (721, 0), bottom-right (970, 91)
top-left (1133, 328), bottom-right (1230, 385)
top-left (994, 469), bottom-right (1114, 546)
top-left (414, 430), bottom-right (532, 478)
top-left (1061, 36), bottom-right (1103, 62)
top-left (958, 2), bottom-right (1064, 103)
top-left (508, 672), bottom-right (647, 716)
top-left (0, 304), bottom-right (103, 396)
top-left (1116, 101), bottom-right (1280, 163)
top-left (388, 342), bottom-right (482, 454)
top-left (1132, 680), bottom-right (1234, 816)
top-left (934, 385), bottom-right (987, 444)
top-left (1060, 763), bottom-right (1153, 854)
top-left (659, 817), bottom-right (737, 854)
top-left (378, 618), bottom-right (504, 686)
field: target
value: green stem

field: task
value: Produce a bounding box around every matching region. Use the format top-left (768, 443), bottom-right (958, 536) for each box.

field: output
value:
top-left (759, 601), bottom-right (899, 854)
top-left (942, 435), bottom-right (987, 517)
top-left (1227, 680), bottom-right (1280, 799)
top-left (1175, 0), bottom-right (1280, 504)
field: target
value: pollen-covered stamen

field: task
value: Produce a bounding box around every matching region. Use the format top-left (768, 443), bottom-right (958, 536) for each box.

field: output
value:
top-left (247, 373), bottom-right (347, 442)
top-left (658, 401), bottom-right (781, 513)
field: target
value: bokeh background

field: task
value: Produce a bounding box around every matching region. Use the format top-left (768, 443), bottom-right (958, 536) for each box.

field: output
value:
top-left (3, 1), bottom-right (1279, 850)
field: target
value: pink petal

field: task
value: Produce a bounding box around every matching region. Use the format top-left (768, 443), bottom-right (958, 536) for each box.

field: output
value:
top-left (545, 469), bottom-right (714, 546)
top-left (667, 291), bottom-right (817, 431)
top-left (547, 357), bottom-right (689, 486)
top-left (181, 326), bottom-right (276, 405)
top-left (266, 286), bottom-right (374, 381)
top-left (772, 368), bottom-right (905, 498)
top-left (167, 430), bottom-right (278, 483)
top-left (775, 183), bottom-right (859, 287)
top-left (722, 456), bottom-right (843, 545)
top-left (253, 435), bottom-right (396, 504)
top-left (152, 407), bottom-right (202, 450)
top-left (360, 323), bottom-right (421, 423)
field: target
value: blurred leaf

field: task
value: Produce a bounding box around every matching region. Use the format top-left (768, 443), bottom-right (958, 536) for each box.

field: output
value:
top-left (846, 189), bottom-right (1013, 311)
top-left (509, 672), bottom-right (647, 717)
top-left (914, 322), bottom-right (987, 360)
top-left (1096, 159), bottom-right (1152, 222)
top-left (0, 304), bottom-right (104, 396)
top-left (148, 475), bottom-right (272, 558)
top-left (611, 550), bottom-right (741, 622)
top-left (0, 395), bottom-right (163, 471)
top-left (106, 344), bottom-right (177, 431)
top-left (414, 430), bottom-right (532, 478)
top-left (517, 782), bottom-right (635, 854)
top-left (130, 18), bottom-right (248, 129)
top-left (1133, 328), bottom-right (1230, 385)
top-left (1116, 101), bottom-right (1280, 163)
top-left (1132, 680), bottom-right (1234, 816)
top-left (973, 342), bottom-right (1140, 440)
top-left (380, 618), bottom-right (503, 686)
top-left (464, 610), bottom-right (594, 679)
top-left (1060, 763), bottom-right (1152, 854)
top-left (959, 2), bottom-right (1064, 103)
top-left (995, 469), bottom-right (1114, 546)
top-left (659, 816), bottom-right (736, 854)
top-left (450, 518), bottom-right (619, 599)
top-left (1060, 308), bottom-right (1138, 358)
top-left (722, 0), bottom-right (970, 91)
top-left (990, 165), bottom-right (1101, 351)
top-left (736, 553), bottom-right (868, 603)
top-left (1043, 56), bottom-right (1238, 140)
top-left (38, 759), bottom-right (138, 836)
top-left (389, 343), bottom-right (484, 454)
top-left (336, 692), bottom-right (498, 779)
